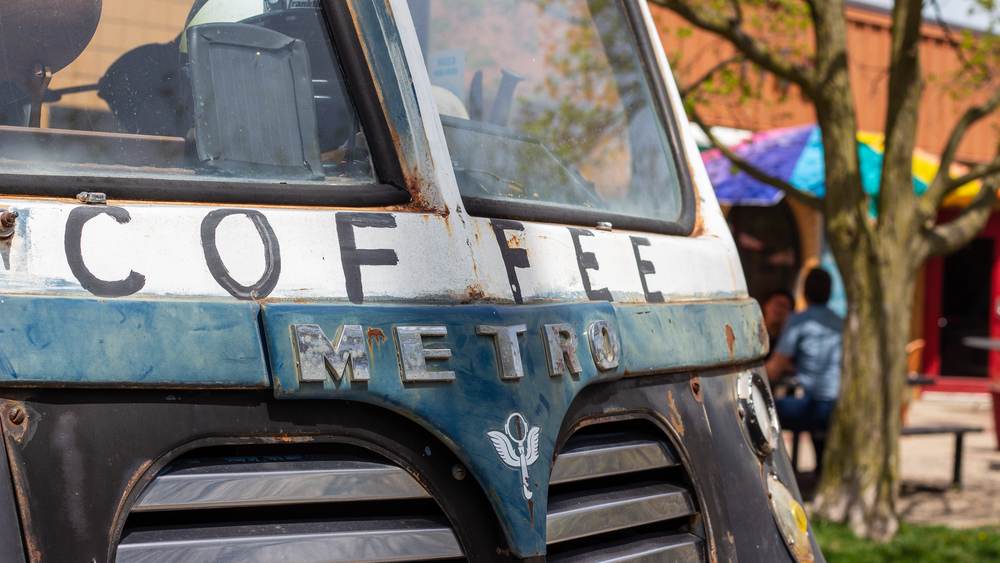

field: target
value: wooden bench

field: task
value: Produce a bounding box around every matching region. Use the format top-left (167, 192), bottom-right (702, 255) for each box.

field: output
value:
top-left (790, 424), bottom-right (982, 489)
top-left (901, 425), bottom-right (983, 489)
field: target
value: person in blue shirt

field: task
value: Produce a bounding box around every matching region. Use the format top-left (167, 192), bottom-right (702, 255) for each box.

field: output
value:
top-left (765, 268), bottom-right (842, 472)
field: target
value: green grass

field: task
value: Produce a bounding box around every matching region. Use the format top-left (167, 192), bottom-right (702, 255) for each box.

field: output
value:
top-left (813, 519), bottom-right (1000, 562)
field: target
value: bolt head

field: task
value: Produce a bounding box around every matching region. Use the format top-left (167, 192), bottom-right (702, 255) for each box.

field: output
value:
top-left (7, 406), bottom-right (24, 425)
top-left (452, 464), bottom-right (467, 481)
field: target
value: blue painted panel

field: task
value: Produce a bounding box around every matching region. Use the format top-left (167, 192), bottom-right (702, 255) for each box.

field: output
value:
top-left (616, 299), bottom-right (766, 375)
top-left (0, 296), bottom-right (268, 387)
top-left (260, 298), bottom-right (765, 556)
top-left (262, 301), bottom-right (620, 557)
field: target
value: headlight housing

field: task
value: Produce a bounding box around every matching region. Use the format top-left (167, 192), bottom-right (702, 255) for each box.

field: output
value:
top-left (736, 371), bottom-right (780, 457)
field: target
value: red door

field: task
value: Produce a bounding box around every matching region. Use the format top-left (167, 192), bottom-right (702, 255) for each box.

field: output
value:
top-left (923, 212), bottom-right (1000, 393)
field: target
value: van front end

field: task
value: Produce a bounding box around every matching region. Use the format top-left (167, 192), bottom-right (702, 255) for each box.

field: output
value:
top-left (0, 0), bottom-right (823, 561)
top-left (0, 294), bottom-right (818, 562)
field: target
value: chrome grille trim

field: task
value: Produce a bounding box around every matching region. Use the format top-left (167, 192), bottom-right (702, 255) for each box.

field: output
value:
top-left (546, 483), bottom-right (696, 544)
top-left (547, 426), bottom-right (705, 562)
top-left (116, 520), bottom-right (463, 563)
top-left (547, 534), bottom-right (705, 563)
top-left (550, 434), bottom-right (679, 485)
top-left (119, 454), bottom-right (464, 563)
top-left (132, 459), bottom-right (429, 512)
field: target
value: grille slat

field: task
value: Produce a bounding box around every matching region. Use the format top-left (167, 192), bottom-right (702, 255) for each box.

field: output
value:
top-left (132, 459), bottom-right (429, 512)
top-left (546, 483), bottom-right (696, 544)
top-left (118, 452), bottom-right (463, 563)
top-left (547, 533), bottom-right (705, 563)
top-left (117, 519), bottom-right (463, 563)
top-left (550, 435), bottom-right (679, 485)
top-left (546, 425), bottom-right (704, 562)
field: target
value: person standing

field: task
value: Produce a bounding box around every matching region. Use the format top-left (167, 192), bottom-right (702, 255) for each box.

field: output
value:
top-left (765, 268), bottom-right (842, 472)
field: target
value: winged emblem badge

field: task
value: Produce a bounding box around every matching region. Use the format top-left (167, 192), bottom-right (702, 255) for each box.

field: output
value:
top-left (487, 412), bottom-right (540, 500)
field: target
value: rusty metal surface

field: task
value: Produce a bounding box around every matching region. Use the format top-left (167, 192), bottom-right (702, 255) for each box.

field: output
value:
top-left (0, 391), bottom-right (514, 563)
top-left (0, 406), bottom-right (25, 563)
top-left (555, 372), bottom-right (739, 563)
top-left (697, 368), bottom-right (825, 563)
top-left (0, 367), bottom-right (809, 563)
top-left (553, 367), bottom-right (820, 563)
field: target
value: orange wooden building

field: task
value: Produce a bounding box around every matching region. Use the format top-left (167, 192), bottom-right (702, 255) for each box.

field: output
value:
top-left (650, 1), bottom-right (1000, 393)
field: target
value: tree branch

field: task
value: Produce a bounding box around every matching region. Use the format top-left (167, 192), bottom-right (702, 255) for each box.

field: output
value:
top-left (920, 86), bottom-right (1000, 215)
top-left (928, 0), bottom-right (970, 69)
top-left (651, 0), bottom-right (818, 98)
top-left (944, 155), bottom-right (1000, 192)
top-left (678, 55), bottom-right (744, 98)
top-left (729, 0), bottom-right (743, 26)
top-left (923, 172), bottom-right (1000, 258)
top-left (686, 104), bottom-right (823, 210)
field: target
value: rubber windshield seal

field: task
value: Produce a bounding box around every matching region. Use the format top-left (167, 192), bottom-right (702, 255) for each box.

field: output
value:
top-left (0, 172), bottom-right (410, 207)
top-left (322, 0), bottom-right (408, 192)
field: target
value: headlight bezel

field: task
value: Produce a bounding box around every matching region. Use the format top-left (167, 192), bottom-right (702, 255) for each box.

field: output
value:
top-left (736, 371), bottom-right (780, 457)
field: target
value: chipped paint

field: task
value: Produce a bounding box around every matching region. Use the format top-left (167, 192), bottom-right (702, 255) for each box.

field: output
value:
top-left (667, 390), bottom-right (685, 436)
top-left (725, 324), bottom-right (736, 361)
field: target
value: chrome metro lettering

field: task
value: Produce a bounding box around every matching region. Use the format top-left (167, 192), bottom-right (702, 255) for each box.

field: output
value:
top-left (291, 324), bottom-right (370, 382)
top-left (290, 320), bottom-right (621, 384)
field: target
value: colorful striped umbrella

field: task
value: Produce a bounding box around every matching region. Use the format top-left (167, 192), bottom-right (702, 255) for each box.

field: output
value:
top-left (701, 124), bottom-right (981, 210)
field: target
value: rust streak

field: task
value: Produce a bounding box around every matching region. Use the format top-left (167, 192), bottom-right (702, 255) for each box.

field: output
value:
top-left (689, 207), bottom-right (706, 238)
top-left (366, 328), bottom-right (387, 351)
top-left (683, 148), bottom-right (706, 238)
top-left (667, 391), bottom-right (685, 436)
top-left (725, 324), bottom-right (735, 361)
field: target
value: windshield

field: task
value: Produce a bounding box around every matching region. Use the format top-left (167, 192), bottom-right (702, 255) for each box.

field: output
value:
top-left (0, 0), bottom-right (374, 186)
top-left (412, 0), bottom-right (683, 223)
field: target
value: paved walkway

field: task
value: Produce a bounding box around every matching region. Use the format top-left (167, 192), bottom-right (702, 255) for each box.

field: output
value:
top-left (786, 393), bottom-right (1000, 528)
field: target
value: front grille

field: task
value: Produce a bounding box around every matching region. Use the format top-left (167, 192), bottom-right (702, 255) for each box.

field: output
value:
top-left (116, 444), bottom-right (464, 563)
top-left (547, 423), bottom-right (706, 563)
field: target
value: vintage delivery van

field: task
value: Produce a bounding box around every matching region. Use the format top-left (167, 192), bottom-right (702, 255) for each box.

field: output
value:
top-left (0, 0), bottom-right (823, 562)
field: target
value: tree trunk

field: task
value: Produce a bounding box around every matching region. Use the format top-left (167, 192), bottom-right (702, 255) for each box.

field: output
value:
top-left (815, 231), bottom-right (917, 541)
top-left (653, 0), bottom-right (998, 541)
